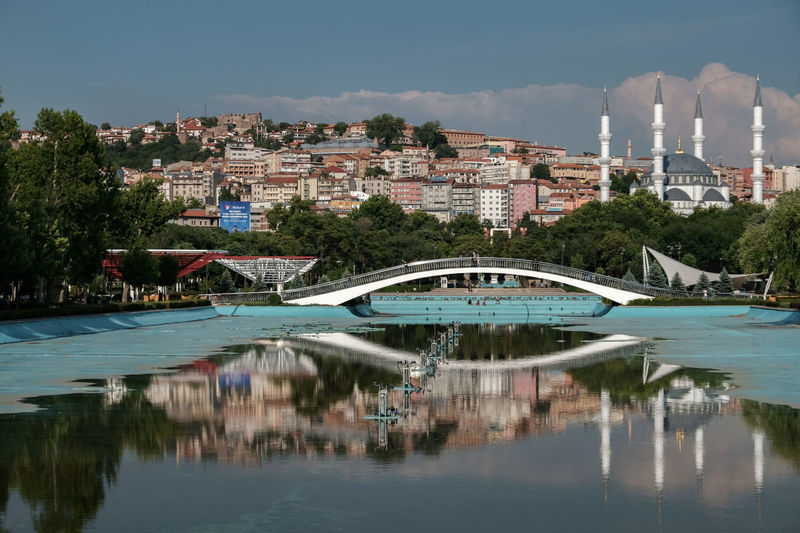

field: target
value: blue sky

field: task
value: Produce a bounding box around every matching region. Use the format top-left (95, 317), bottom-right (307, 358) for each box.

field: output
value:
top-left (1, 0), bottom-right (798, 165)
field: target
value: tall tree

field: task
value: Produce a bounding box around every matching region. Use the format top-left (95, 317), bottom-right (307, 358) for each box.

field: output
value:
top-left (7, 108), bottom-right (120, 302)
top-left (716, 267), bottom-right (734, 294)
top-left (413, 121), bottom-right (446, 149)
top-left (670, 272), bottom-right (686, 291)
top-left (531, 163), bottom-right (552, 182)
top-left (434, 144), bottom-right (458, 159)
top-left (333, 121), bottom-right (348, 136)
top-left (0, 89), bottom-right (23, 302)
top-left (365, 113), bottom-right (406, 147)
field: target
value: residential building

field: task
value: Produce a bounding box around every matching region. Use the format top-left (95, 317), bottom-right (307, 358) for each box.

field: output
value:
top-left (508, 179), bottom-right (538, 228)
top-left (390, 179), bottom-right (423, 211)
top-left (451, 183), bottom-right (481, 217)
top-left (480, 185), bottom-right (509, 228)
top-left (441, 129), bottom-right (486, 147)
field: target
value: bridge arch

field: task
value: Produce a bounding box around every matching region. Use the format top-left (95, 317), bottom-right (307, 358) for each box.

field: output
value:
top-left (282, 257), bottom-right (680, 306)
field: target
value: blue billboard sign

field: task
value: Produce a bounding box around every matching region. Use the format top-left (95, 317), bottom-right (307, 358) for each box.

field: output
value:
top-left (219, 201), bottom-right (250, 233)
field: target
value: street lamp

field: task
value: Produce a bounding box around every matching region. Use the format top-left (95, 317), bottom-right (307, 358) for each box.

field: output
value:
top-left (433, 243), bottom-right (438, 260)
top-left (560, 242), bottom-right (565, 266)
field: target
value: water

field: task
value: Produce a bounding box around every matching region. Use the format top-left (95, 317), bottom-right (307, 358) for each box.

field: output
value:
top-left (1, 310), bottom-right (799, 532)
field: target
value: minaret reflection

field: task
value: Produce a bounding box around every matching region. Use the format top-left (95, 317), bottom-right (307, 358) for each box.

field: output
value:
top-left (695, 427), bottom-right (704, 501)
top-left (654, 388), bottom-right (665, 526)
top-left (600, 389), bottom-right (611, 503)
top-left (753, 429), bottom-right (765, 525)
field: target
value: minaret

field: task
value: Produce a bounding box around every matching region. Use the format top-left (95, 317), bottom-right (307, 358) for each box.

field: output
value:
top-left (654, 388), bottom-right (665, 525)
top-left (627, 139), bottom-right (631, 160)
top-left (751, 75), bottom-right (765, 204)
top-left (598, 86), bottom-right (612, 203)
top-left (176, 110), bottom-right (181, 133)
top-left (692, 90), bottom-right (705, 161)
top-left (651, 74), bottom-right (666, 200)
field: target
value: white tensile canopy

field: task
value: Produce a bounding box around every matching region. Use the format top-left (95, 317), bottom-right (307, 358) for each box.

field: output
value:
top-left (645, 247), bottom-right (748, 288)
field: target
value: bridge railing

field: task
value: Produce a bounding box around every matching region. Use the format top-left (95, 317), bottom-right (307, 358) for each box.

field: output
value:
top-left (280, 257), bottom-right (693, 302)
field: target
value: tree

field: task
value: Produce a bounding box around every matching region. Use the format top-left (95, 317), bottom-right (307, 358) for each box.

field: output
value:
top-left (413, 121), bottom-right (446, 149)
top-left (763, 190), bottom-right (800, 290)
top-left (0, 89), bottom-right (23, 304)
top-left (218, 269), bottom-right (233, 293)
top-left (365, 113), bottom-right (406, 147)
top-left (647, 263), bottom-right (669, 288)
top-left (119, 247), bottom-right (158, 293)
top-left (531, 163), bottom-right (553, 183)
top-left (670, 272), bottom-right (686, 291)
top-left (100, 122), bottom-right (111, 130)
top-left (623, 269), bottom-right (638, 283)
top-left (692, 272), bottom-right (712, 296)
top-left (333, 121), bottom-right (348, 136)
top-left (218, 186), bottom-right (240, 201)
top-left (282, 132), bottom-right (294, 145)
top-left (115, 178), bottom-right (186, 249)
top-left (716, 267), bottom-right (734, 294)
top-left (156, 255), bottom-right (179, 287)
top-left (350, 195), bottom-right (405, 231)
top-left (570, 252), bottom-right (587, 270)
top-left (434, 143), bottom-right (458, 159)
top-left (447, 214), bottom-right (482, 238)
top-left (129, 128), bottom-right (144, 145)
top-left (7, 108), bottom-right (120, 302)
top-left (512, 147), bottom-right (529, 154)
top-left (611, 170), bottom-right (639, 194)
top-left (681, 253), bottom-right (698, 268)
top-left (364, 165), bottom-right (389, 178)
top-left (251, 273), bottom-right (267, 292)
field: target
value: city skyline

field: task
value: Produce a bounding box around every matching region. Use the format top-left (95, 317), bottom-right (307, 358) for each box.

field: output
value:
top-left (1, 0), bottom-right (799, 166)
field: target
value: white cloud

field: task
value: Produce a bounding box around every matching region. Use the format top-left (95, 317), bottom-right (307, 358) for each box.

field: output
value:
top-left (214, 63), bottom-right (800, 167)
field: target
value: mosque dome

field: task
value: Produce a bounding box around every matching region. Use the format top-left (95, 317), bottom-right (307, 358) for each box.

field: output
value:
top-left (643, 153), bottom-right (714, 179)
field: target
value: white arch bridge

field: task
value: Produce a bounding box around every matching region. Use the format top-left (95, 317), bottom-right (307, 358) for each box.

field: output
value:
top-left (266, 257), bottom-right (682, 306)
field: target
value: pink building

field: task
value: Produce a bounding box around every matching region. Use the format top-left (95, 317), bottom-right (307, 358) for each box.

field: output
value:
top-left (508, 179), bottom-right (538, 228)
top-left (390, 178), bottom-right (423, 211)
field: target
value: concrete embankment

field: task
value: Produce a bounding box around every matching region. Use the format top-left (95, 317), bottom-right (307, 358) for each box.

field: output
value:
top-left (0, 307), bottom-right (219, 345)
top-left (214, 304), bottom-right (372, 318)
top-left (603, 305), bottom-right (800, 324)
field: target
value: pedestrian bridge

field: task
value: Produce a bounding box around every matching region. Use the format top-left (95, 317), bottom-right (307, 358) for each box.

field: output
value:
top-left (275, 257), bottom-right (682, 306)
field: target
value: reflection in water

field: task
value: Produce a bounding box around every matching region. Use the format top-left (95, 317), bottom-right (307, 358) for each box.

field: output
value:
top-left (1, 326), bottom-right (799, 531)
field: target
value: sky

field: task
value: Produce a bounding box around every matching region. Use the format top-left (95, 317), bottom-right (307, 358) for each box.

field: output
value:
top-left (1, 0), bottom-right (798, 166)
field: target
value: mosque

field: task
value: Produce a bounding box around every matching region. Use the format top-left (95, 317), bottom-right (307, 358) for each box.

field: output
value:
top-left (597, 74), bottom-right (766, 214)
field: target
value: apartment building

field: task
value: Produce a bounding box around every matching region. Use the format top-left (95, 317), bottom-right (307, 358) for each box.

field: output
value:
top-left (451, 183), bottom-right (481, 217)
top-left (508, 180), bottom-right (537, 229)
top-left (480, 185), bottom-right (509, 228)
top-left (390, 179), bottom-right (423, 211)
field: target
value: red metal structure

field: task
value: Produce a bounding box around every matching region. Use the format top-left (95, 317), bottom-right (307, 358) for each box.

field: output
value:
top-left (102, 249), bottom-right (229, 279)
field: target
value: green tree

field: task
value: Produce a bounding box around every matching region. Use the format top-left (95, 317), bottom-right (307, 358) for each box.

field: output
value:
top-left (647, 263), bottom-right (669, 288)
top-left (623, 269), bottom-right (637, 283)
top-left (119, 246), bottom-right (159, 292)
top-left (100, 122), bottom-right (111, 130)
top-left (681, 253), bottom-right (698, 268)
top-left (157, 255), bottom-right (180, 287)
top-left (413, 121), bottom-right (446, 149)
top-left (0, 90), bottom-right (23, 302)
top-left (251, 273), bottom-right (267, 292)
top-left (611, 170), bottom-right (639, 194)
top-left (129, 128), bottom-right (144, 145)
top-left (218, 186), bottom-right (240, 201)
top-left (365, 113), bottom-right (406, 147)
top-left (7, 108), bottom-right (120, 302)
top-left (531, 163), bottom-right (553, 183)
top-left (434, 143), bottom-right (458, 159)
top-left (350, 195), bottom-right (405, 231)
top-left (218, 269), bottom-right (233, 293)
top-left (570, 252), bottom-right (587, 270)
top-left (692, 272), bottom-right (712, 296)
top-left (333, 121), bottom-right (348, 136)
top-left (115, 178), bottom-right (186, 248)
top-left (716, 267), bottom-right (734, 294)
top-left (447, 214), bottom-right (483, 238)
top-left (364, 166), bottom-right (389, 178)
top-left (763, 191), bottom-right (800, 290)
top-left (670, 272), bottom-right (686, 291)
top-left (282, 132), bottom-right (295, 145)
